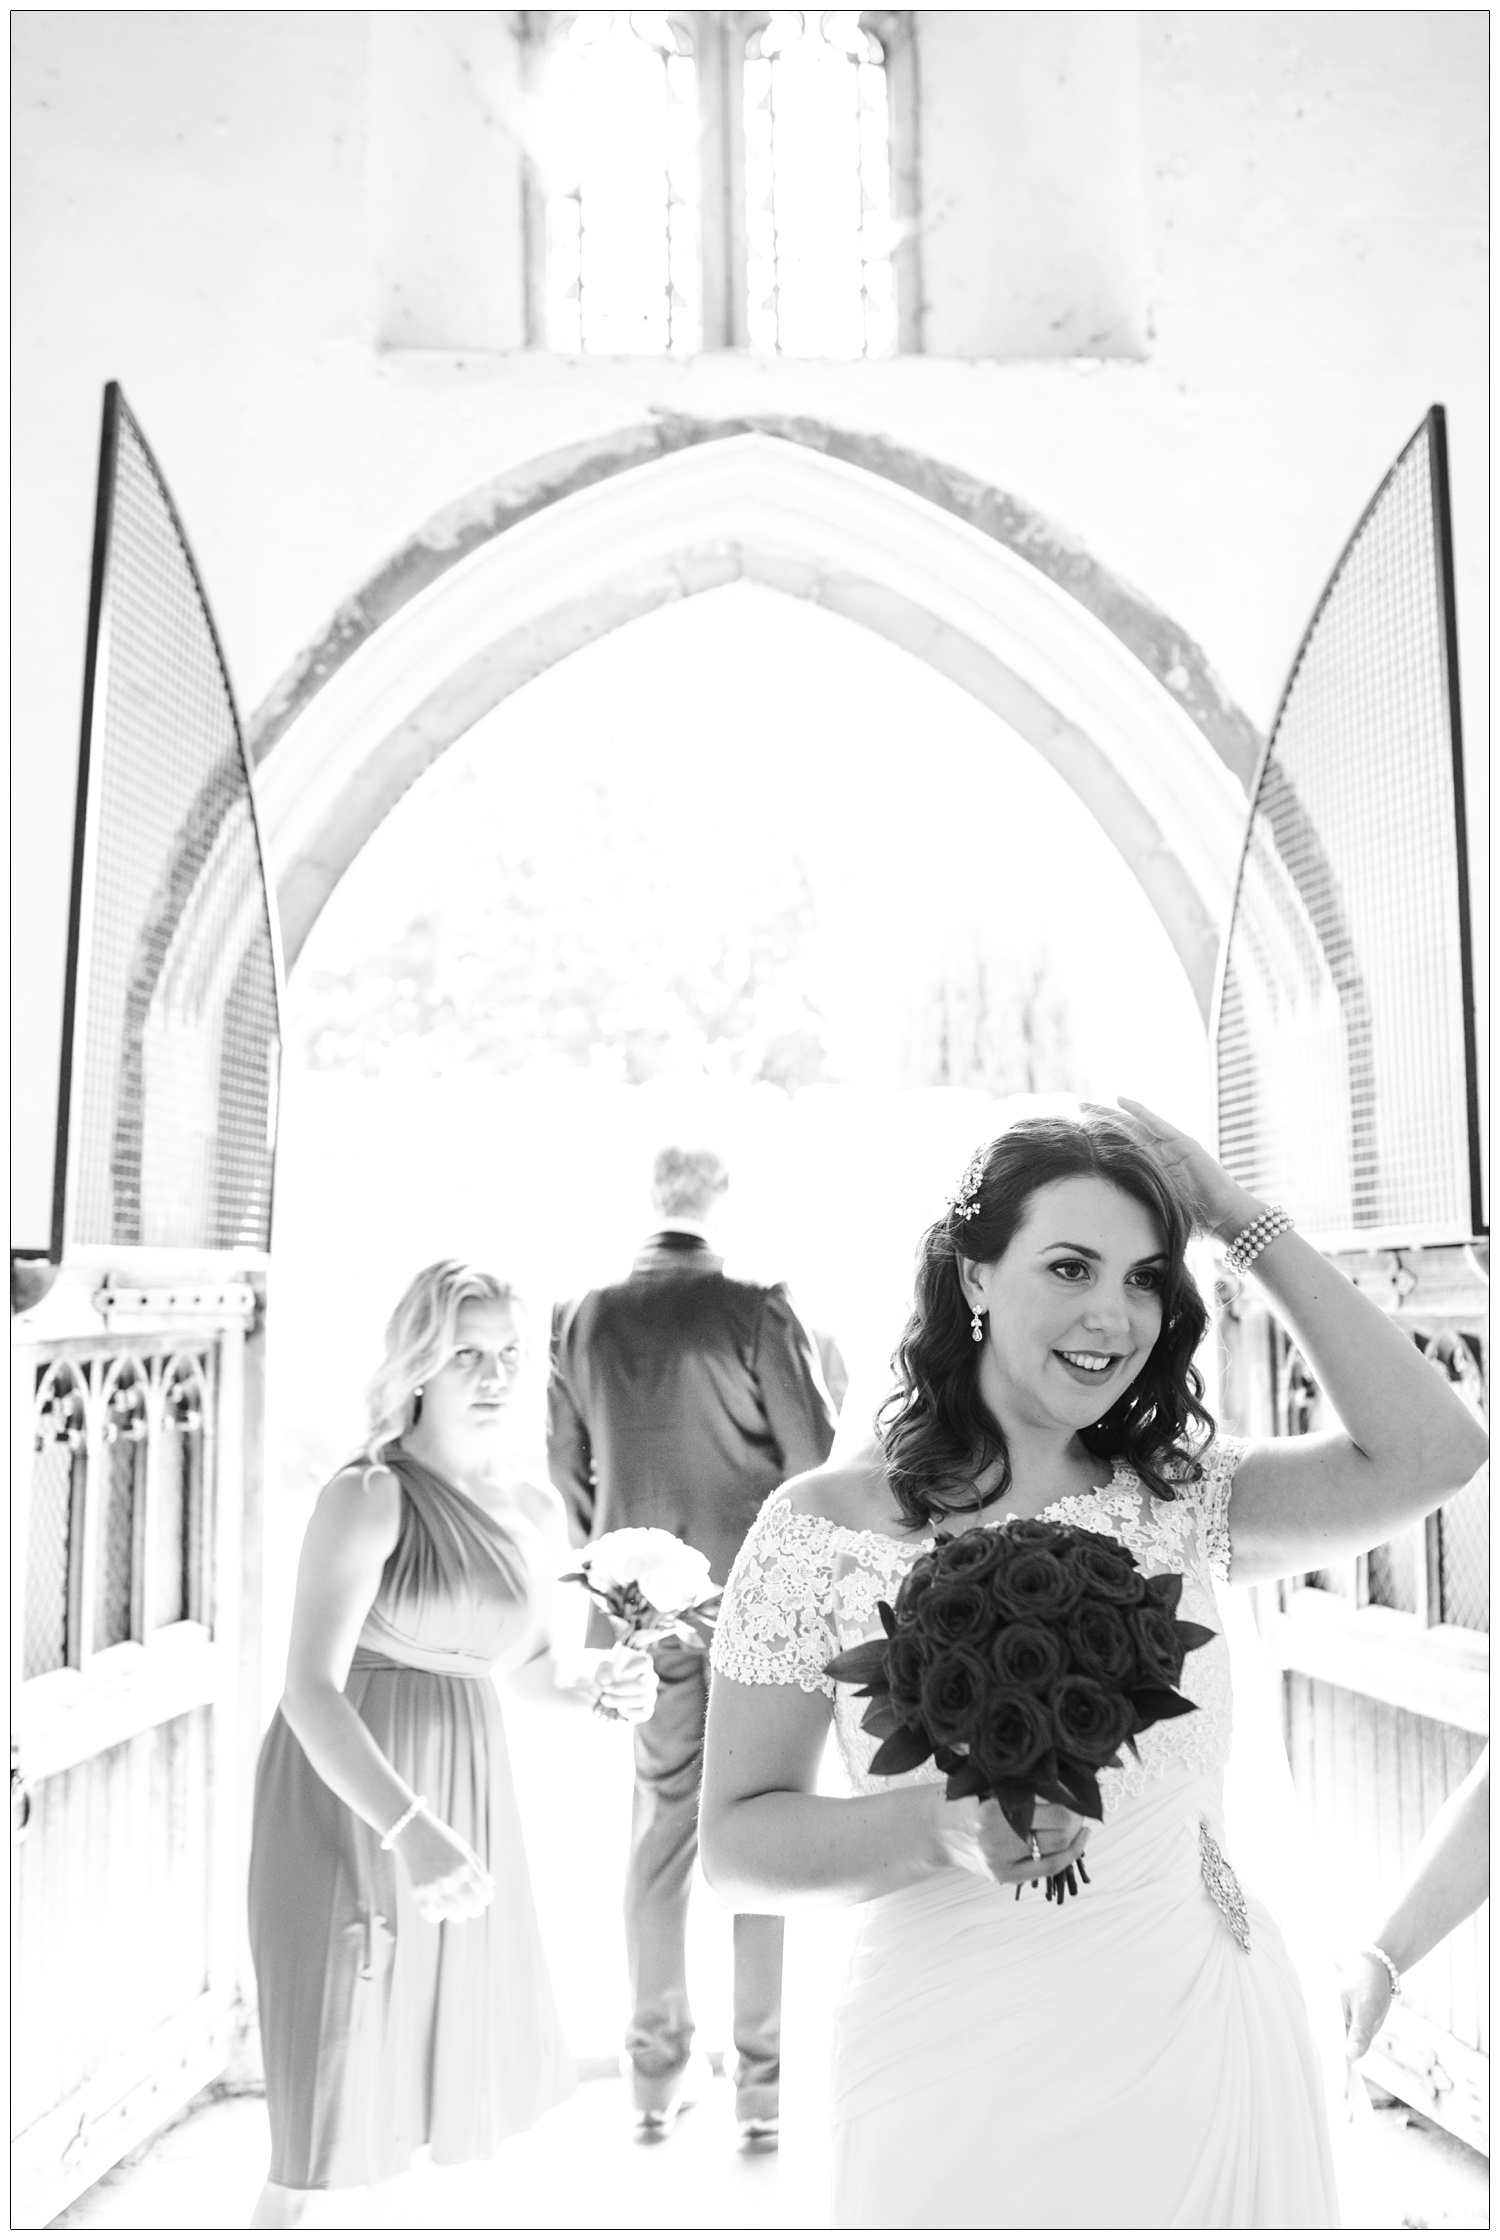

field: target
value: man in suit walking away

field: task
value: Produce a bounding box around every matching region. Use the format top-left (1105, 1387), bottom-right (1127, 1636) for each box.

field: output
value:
top-left (547, 1146), bottom-right (837, 2147)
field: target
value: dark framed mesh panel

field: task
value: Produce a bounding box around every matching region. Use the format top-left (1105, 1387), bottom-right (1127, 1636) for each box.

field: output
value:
top-left (55, 384), bottom-right (281, 1255)
top-left (1214, 408), bottom-right (1481, 1249)
top-left (1426, 1331), bottom-right (1487, 1633)
top-left (1365, 1533), bottom-right (1419, 1617)
top-left (150, 1424), bottom-right (189, 1632)
top-left (26, 1365), bottom-right (88, 1679)
top-left (152, 1354), bottom-right (209, 1630)
top-left (96, 1360), bottom-right (149, 1652)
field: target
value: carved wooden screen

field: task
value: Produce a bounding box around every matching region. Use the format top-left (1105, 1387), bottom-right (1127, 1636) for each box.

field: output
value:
top-left (54, 383), bottom-right (281, 1258)
top-left (1214, 408), bottom-right (1482, 1249)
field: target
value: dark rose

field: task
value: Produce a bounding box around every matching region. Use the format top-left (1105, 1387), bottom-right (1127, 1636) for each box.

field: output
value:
top-left (919, 1645), bottom-right (992, 1745)
top-left (970, 1687), bottom-right (1055, 1785)
top-left (895, 1553), bottom-right (941, 1622)
top-left (990, 1618), bottom-right (1067, 1694)
top-left (1003, 1517), bottom-right (1072, 1552)
top-left (931, 1528), bottom-right (1005, 1583)
top-left (1063, 1537), bottom-right (1146, 1606)
top-left (1065, 1601), bottom-right (1138, 1688)
top-left (1049, 1674), bottom-right (1135, 1767)
top-left (919, 1580), bottom-right (994, 1650)
top-left (990, 1548), bottom-right (1083, 1623)
top-left (1129, 1603), bottom-right (1190, 1689)
top-left (885, 1628), bottom-right (929, 1719)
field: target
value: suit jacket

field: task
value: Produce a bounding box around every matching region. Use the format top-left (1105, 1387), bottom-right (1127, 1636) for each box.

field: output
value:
top-left (546, 1231), bottom-right (838, 1589)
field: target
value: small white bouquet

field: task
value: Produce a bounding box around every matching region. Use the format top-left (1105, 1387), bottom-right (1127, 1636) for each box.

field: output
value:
top-left (563, 1528), bottom-right (721, 1717)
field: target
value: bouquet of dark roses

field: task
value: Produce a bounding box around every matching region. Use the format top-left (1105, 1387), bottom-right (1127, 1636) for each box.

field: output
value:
top-left (824, 1516), bottom-right (1215, 1902)
top-left (563, 1527), bottom-right (721, 1717)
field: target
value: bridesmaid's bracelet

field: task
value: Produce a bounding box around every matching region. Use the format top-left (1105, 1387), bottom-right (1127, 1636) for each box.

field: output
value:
top-left (1360, 1943), bottom-right (1403, 2001)
top-left (1223, 1204), bottom-right (1294, 1275)
top-left (380, 1794), bottom-right (426, 1850)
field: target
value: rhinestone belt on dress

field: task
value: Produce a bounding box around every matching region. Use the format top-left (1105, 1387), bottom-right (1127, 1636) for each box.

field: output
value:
top-left (1199, 1821), bottom-right (1252, 1952)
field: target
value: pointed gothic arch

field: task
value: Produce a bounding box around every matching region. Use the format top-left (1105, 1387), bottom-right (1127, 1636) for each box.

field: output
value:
top-left (250, 417), bottom-right (1259, 1017)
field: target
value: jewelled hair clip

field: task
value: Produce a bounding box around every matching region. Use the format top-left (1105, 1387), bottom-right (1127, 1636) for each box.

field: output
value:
top-left (945, 1147), bottom-right (987, 1224)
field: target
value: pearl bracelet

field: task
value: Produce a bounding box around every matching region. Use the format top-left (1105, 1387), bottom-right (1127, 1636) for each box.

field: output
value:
top-left (1223, 1203), bottom-right (1294, 1275)
top-left (1360, 1943), bottom-right (1403, 2001)
top-left (379, 1794), bottom-right (426, 1850)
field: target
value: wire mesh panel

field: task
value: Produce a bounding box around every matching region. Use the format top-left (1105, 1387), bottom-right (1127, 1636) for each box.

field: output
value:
top-left (1215, 409), bottom-right (1480, 1248)
top-left (150, 1430), bottom-right (189, 1632)
top-left (151, 1356), bottom-right (208, 1630)
top-left (26, 1364), bottom-right (88, 1679)
top-left (1365, 1533), bottom-right (1420, 1617)
top-left (96, 1363), bottom-right (149, 1652)
top-left (1437, 1481), bottom-right (1488, 1632)
top-left (58, 384), bottom-right (281, 1255)
top-left (1427, 1332), bottom-right (1488, 1632)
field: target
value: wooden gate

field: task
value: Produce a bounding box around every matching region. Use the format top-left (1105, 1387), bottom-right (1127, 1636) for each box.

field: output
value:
top-left (10, 385), bottom-right (280, 2227)
top-left (1213, 408), bottom-right (1487, 2150)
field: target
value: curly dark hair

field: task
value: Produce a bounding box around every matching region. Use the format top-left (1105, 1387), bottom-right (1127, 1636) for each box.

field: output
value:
top-left (879, 1112), bottom-right (1214, 1530)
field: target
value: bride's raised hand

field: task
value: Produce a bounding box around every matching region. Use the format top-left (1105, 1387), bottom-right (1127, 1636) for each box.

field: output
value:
top-left (938, 1795), bottom-right (1089, 1888)
top-left (1111, 1097), bottom-right (1261, 1242)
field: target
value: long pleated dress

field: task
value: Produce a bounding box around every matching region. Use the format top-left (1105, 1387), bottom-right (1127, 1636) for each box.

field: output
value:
top-left (248, 1448), bottom-right (576, 2190)
top-left (711, 1440), bottom-right (1341, 2230)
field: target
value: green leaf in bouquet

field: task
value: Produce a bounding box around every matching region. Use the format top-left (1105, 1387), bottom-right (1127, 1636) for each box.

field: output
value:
top-left (1142, 1572), bottom-right (1184, 1613)
top-left (941, 1758), bottom-right (989, 1802)
top-left (1052, 1763), bottom-right (1105, 1821)
top-left (860, 1695), bottom-right (907, 1740)
top-left (1173, 1618), bottom-right (1217, 1655)
top-left (824, 1638), bottom-right (891, 1690)
top-left (876, 1599), bottom-right (898, 1638)
top-left (559, 1569), bottom-right (588, 1589)
top-left (1031, 1772), bottom-right (1086, 1816)
top-left (868, 1722), bottom-right (935, 1777)
top-left (992, 1783), bottom-right (1038, 1842)
top-left (1129, 1684), bottom-right (1199, 1723)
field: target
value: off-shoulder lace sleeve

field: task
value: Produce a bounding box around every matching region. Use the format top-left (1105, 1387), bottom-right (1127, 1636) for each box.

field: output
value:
top-left (711, 1492), bottom-right (840, 1695)
top-left (1193, 1436), bottom-right (1249, 1590)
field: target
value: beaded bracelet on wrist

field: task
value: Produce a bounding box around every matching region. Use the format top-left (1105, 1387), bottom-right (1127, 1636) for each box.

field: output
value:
top-left (1223, 1203), bottom-right (1294, 1275)
top-left (380, 1794), bottom-right (426, 1850)
top-left (1360, 1943), bottom-right (1403, 2001)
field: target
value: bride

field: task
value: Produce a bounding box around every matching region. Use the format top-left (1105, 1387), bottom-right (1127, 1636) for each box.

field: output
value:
top-left (699, 1102), bottom-right (1486, 2229)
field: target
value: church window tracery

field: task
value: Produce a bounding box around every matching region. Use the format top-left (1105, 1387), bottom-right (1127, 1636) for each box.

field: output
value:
top-left (743, 12), bottom-right (896, 359)
top-left (525, 9), bottom-right (908, 356)
top-left (535, 12), bottom-right (702, 356)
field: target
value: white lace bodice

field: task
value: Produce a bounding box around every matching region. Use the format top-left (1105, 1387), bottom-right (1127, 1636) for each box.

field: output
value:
top-left (711, 1441), bottom-right (1246, 1806)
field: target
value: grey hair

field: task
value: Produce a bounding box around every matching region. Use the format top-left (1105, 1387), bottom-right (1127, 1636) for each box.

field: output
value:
top-left (651, 1145), bottom-right (729, 1220)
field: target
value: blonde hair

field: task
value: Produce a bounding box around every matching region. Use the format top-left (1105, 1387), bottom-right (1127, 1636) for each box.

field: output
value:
top-left (363, 1260), bottom-right (517, 1461)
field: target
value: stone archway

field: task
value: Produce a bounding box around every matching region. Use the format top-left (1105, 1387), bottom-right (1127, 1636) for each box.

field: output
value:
top-left (250, 416), bottom-right (1260, 1016)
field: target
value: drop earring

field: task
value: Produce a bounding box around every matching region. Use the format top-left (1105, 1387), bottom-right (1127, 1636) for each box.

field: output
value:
top-left (971, 1307), bottom-right (985, 1344)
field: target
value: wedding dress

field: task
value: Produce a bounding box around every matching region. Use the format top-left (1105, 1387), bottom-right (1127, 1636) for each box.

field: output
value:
top-left (711, 1439), bottom-right (1341, 2229)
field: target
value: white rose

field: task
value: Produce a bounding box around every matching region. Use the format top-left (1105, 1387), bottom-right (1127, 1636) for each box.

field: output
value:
top-left (585, 1527), bottom-right (714, 1612)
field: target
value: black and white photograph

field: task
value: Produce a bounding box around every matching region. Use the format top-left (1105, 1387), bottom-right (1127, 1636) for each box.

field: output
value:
top-left (10, 9), bottom-right (1488, 2231)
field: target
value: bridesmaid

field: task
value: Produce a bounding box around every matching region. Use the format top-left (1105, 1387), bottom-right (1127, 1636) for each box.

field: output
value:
top-left (248, 1261), bottom-right (657, 2228)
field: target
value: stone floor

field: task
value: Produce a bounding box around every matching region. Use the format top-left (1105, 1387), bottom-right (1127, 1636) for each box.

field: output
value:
top-left (48, 2069), bottom-right (823, 2231)
top-left (47, 2072), bottom-right (1488, 2232)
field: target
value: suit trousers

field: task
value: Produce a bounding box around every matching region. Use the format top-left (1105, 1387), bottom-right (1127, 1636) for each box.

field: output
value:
top-left (624, 1644), bottom-right (783, 2124)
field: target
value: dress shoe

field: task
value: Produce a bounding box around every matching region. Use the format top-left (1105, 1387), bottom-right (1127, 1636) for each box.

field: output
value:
top-left (631, 2052), bottom-right (710, 2143)
top-left (633, 2103), bottom-right (681, 2144)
